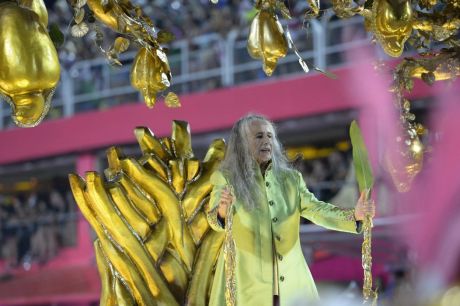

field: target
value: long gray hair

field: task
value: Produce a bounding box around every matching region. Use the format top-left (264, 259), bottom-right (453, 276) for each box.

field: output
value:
top-left (219, 114), bottom-right (292, 210)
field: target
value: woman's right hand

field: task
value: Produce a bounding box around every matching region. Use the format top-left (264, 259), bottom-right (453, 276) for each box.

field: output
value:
top-left (217, 187), bottom-right (234, 219)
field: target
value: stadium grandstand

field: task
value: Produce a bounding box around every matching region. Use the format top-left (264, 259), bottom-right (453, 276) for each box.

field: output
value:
top-left (0, 0), bottom-right (457, 305)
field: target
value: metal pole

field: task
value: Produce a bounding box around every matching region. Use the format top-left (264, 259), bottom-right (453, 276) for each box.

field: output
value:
top-left (319, 10), bottom-right (335, 68)
top-left (179, 40), bottom-right (189, 93)
top-left (224, 29), bottom-right (239, 87)
top-left (61, 68), bottom-right (75, 117)
top-left (311, 19), bottom-right (326, 69)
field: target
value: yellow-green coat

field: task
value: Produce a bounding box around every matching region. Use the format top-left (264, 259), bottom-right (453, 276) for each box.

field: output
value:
top-left (205, 167), bottom-right (361, 306)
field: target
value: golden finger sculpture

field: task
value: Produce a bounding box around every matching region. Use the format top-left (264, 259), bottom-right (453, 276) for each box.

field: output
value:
top-left (69, 121), bottom-right (226, 305)
top-left (0, 0), bottom-right (60, 127)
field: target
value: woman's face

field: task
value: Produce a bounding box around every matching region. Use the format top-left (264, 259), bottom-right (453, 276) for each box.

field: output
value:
top-left (247, 120), bottom-right (273, 166)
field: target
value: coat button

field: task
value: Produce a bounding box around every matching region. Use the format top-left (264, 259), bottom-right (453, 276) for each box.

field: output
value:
top-left (272, 217), bottom-right (278, 222)
top-left (280, 276), bottom-right (285, 282)
top-left (278, 254), bottom-right (283, 261)
top-left (266, 182), bottom-right (270, 187)
top-left (269, 200), bottom-right (274, 206)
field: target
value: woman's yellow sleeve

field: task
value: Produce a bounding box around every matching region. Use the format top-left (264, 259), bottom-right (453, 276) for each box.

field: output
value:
top-left (205, 170), bottom-right (228, 232)
top-left (296, 171), bottom-right (362, 234)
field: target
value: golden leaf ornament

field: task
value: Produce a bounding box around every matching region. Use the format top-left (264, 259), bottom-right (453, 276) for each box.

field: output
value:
top-left (165, 92), bottom-right (181, 108)
top-left (113, 37), bottom-right (130, 53)
top-left (130, 47), bottom-right (172, 108)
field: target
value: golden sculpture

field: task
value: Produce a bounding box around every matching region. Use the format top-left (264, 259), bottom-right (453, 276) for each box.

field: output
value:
top-left (372, 0), bottom-right (413, 57)
top-left (69, 121), bottom-right (227, 305)
top-left (247, 1), bottom-right (288, 76)
top-left (0, 0), bottom-right (60, 127)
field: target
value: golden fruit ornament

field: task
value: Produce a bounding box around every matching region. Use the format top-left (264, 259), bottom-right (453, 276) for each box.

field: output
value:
top-left (372, 0), bottom-right (413, 57)
top-left (130, 47), bottom-right (172, 108)
top-left (0, 1), bottom-right (60, 127)
top-left (247, 9), bottom-right (288, 76)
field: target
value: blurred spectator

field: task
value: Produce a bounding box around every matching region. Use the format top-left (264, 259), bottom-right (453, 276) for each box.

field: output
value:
top-left (296, 150), bottom-right (355, 203)
top-left (0, 179), bottom-right (77, 273)
top-left (307, 159), bottom-right (329, 199)
top-left (327, 151), bottom-right (349, 195)
top-left (30, 200), bottom-right (57, 264)
top-left (0, 198), bottom-right (19, 273)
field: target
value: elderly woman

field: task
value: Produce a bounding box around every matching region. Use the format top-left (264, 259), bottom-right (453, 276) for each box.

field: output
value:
top-left (205, 114), bottom-right (375, 306)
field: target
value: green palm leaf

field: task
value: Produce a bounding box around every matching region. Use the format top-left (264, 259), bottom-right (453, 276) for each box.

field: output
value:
top-left (350, 120), bottom-right (374, 198)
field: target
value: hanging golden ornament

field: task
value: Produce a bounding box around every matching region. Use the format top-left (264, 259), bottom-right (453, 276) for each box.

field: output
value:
top-left (130, 47), bottom-right (172, 108)
top-left (372, 0), bottom-right (413, 57)
top-left (247, 8), bottom-right (288, 76)
top-left (384, 113), bottom-right (425, 193)
top-left (385, 148), bottom-right (423, 192)
top-left (112, 37), bottom-right (130, 53)
top-left (0, 1), bottom-right (60, 127)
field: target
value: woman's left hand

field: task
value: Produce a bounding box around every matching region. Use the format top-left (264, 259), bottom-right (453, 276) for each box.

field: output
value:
top-left (354, 191), bottom-right (376, 221)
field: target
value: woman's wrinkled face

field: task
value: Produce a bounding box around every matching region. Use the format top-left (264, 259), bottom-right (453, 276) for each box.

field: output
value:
top-left (247, 120), bottom-right (273, 166)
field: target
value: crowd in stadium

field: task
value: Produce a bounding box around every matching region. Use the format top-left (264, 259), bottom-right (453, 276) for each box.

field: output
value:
top-left (0, 184), bottom-right (77, 275)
